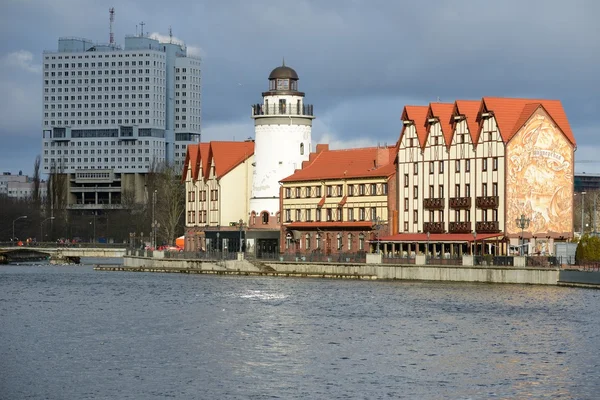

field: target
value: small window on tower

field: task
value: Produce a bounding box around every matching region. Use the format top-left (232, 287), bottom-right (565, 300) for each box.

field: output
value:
top-left (300, 143), bottom-right (304, 155)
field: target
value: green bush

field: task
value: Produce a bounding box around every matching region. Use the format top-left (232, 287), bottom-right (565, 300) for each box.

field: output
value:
top-left (575, 234), bottom-right (600, 264)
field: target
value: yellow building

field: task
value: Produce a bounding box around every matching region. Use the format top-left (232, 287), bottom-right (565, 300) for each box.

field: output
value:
top-left (182, 141), bottom-right (254, 252)
top-left (279, 144), bottom-right (397, 256)
top-left (382, 97), bottom-right (575, 256)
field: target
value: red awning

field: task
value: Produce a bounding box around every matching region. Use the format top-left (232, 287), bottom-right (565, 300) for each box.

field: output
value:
top-left (285, 221), bottom-right (373, 229)
top-left (338, 195), bottom-right (348, 206)
top-left (376, 232), bottom-right (504, 243)
top-left (317, 196), bottom-right (326, 208)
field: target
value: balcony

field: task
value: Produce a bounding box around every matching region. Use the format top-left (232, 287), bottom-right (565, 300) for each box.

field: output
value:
top-left (251, 104), bottom-right (315, 118)
top-left (475, 221), bottom-right (500, 233)
top-left (423, 197), bottom-right (445, 210)
top-left (423, 222), bottom-right (445, 233)
top-left (449, 197), bottom-right (471, 209)
top-left (476, 196), bottom-right (499, 209)
top-left (449, 221), bottom-right (472, 233)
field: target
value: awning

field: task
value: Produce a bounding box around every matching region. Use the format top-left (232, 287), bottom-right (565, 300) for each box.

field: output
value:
top-left (338, 195), bottom-right (348, 206)
top-left (376, 232), bottom-right (504, 243)
top-left (317, 196), bottom-right (326, 208)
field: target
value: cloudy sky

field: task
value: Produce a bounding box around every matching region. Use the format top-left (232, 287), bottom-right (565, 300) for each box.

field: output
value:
top-left (1, 0), bottom-right (599, 175)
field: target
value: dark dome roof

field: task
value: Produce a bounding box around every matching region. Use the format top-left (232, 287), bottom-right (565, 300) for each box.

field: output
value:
top-left (268, 64), bottom-right (299, 80)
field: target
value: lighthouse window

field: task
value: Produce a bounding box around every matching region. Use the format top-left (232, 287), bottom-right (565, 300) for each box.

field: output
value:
top-left (300, 143), bottom-right (304, 155)
top-left (276, 79), bottom-right (289, 90)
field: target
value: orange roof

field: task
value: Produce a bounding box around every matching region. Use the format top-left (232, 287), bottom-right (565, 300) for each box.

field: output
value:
top-left (480, 97), bottom-right (575, 145)
top-left (183, 141), bottom-right (254, 182)
top-left (453, 100), bottom-right (481, 144)
top-left (285, 221), bottom-right (374, 229)
top-left (280, 145), bottom-right (396, 183)
top-left (208, 141), bottom-right (254, 179)
top-left (377, 232), bottom-right (503, 243)
top-left (400, 105), bottom-right (429, 149)
top-left (428, 103), bottom-right (455, 148)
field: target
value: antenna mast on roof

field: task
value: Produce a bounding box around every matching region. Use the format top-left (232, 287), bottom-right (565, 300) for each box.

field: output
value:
top-left (139, 21), bottom-right (145, 37)
top-left (169, 26), bottom-right (173, 43)
top-left (109, 7), bottom-right (115, 46)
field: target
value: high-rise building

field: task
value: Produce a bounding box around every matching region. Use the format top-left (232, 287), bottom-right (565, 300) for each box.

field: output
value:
top-left (41, 32), bottom-right (201, 210)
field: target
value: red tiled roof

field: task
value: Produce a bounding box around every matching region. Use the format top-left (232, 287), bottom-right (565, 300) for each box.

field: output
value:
top-left (428, 103), bottom-right (455, 148)
top-left (280, 145), bottom-right (396, 183)
top-left (209, 141), bottom-right (254, 179)
top-left (400, 105), bottom-right (429, 149)
top-left (183, 141), bottom-right (254, 183)
top-left (453, 100), bottom-right (481, 144)
top-left (376, 233), bottom-right (503, 243)
top-left (480, 97), bottom-right (575, 146)
top-left (285, 221), bottom-right (374, 229)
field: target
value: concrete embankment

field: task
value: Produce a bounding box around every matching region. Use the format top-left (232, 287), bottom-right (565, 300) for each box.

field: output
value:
top-left (558, 269), bottom-right (600, 288)
top-left (96, 256), bottom-right (574, 285)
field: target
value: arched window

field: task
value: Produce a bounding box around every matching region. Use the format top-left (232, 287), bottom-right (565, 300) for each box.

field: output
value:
top-left (316, 233), bottom-right (321, 250)
top-left (262, 212), bottom-right (269, 225)
top-left (300, 143), bottom-right (305, 155)
top-left (359, 233), bottom-right (365, 251)
top-left (347, 233), bottom-right (353, 251)
top-left (305, 233), bottom-right (311, 250)
top-left (251, 212), bottom-right (256, 225)
top-left (337, 233), bottom-right (342, 250)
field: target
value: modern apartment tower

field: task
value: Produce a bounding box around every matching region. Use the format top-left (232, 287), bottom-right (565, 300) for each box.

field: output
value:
top-left (41, 31), bottom-right (201, 210)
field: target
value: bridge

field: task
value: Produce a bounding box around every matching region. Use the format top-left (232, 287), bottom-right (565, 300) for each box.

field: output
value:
top-left (0, 247), bottom-right (126, 263)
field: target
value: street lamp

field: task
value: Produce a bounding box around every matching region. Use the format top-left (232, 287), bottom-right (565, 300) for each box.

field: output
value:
top-left (239, 219), bottom-right (245, 253)
top-left (40, 217), bottom-right (55, 242)
top-left (581, 191), bottom-right (586, 236)
top-left (515, 214), bottom-right (530, 256)
top-left (12, 215), bottom-right (27, 245)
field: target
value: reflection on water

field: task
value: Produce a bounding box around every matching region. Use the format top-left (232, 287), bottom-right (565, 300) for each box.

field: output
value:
top-left (1, 261), bottom-right (600, 399)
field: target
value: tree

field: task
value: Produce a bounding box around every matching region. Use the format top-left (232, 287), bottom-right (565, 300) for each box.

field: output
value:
top-left (153, 163), bottom-right (185, 246)
top-left (575, 234), bottom-right (600, 265)
top-left (32, 155), bottom-right (41, 207)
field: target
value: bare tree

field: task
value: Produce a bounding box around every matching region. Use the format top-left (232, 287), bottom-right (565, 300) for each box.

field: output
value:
top-left (32, 155), bottom-right (41, 207)
top-left (154, 163), bottom-right (185, 246)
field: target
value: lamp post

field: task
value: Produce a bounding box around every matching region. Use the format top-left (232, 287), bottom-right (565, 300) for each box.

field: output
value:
top-left (238, 219), bottom-right (245, 253)
top-left (515, 214), bottom-right (530, 256)
top-left (216, 232), bottom-right (220, 252)
top-left (12, 215), bottom-right (27, 245)
top-left (40, 217), bottom-right (55, 242)
top-left (426, 231), bottom-right (430, 258)
top-left (581, 191), bottom-right (586, 236)
top-left (472, 231), bottom-right (477, 256)
top-left (372, 216), bottom-right (381, 254)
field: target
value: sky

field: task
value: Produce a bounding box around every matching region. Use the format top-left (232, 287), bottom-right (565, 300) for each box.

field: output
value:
top-left (1, 0), bottom-right (599, 176)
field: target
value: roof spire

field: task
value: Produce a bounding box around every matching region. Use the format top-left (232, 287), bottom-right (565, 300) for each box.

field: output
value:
top-left (282, 57), bottom-right (285, 66)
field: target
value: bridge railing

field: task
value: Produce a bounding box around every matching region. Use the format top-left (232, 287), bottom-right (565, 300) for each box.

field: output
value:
top-left (0, 242), bottom-right (127, 249)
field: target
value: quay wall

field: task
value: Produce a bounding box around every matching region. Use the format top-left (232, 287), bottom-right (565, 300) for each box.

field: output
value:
top-left (122, 256), bottom-right (560, 285)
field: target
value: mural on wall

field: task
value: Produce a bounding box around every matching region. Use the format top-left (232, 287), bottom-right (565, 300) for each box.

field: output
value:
top-left (506, 109), bottom-right (573, 236)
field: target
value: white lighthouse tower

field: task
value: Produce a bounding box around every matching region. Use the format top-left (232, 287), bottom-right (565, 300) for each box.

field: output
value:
top-left (249, 61), bottom-right (314, 228)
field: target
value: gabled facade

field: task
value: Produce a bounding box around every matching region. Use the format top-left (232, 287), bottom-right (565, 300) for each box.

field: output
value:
top-left (183, 141), bottom-right (254, 251)
top-left (389, 97), bottom-right (575, 257)
top-left (280, 144), bottom-right (397, 255)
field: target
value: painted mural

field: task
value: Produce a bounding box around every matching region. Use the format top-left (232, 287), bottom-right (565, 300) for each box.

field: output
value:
top-left (506, 109), bottom-right (573, 236)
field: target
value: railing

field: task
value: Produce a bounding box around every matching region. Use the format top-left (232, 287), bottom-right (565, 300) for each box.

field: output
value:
top-left (526, 256), bottom-right (562, 268)
top-left (475, 221), bottom-right (500, 233)
top-left (251, 104), bottom-right (314, 117)
top-left (474, 255), bottom-right (515, 266)
top-left (449, 197), bottom-right (471, 209)
top-left (449, 221), bottom-right (472, 233)
top-left (476, 196), bottom-right (499, 209)
top-left (164, 250), bottom-right (239, 260)
top-left (277, 252), bottom-right (367, 264)
top-left (423, 222), bottom-right (445, 233)
top-left (423, 198), bottom-right (445, 210)
top-left (382, 255), bottom-right (416, 264)
top-left (426, 255), bottom-right (462, 266)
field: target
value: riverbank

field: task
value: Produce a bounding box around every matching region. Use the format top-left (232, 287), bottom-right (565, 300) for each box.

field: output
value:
top-left (96, 255), bottom-right (595, 286)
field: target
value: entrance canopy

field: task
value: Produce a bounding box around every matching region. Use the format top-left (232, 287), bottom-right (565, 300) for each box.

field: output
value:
top-left (376, 233), bottom-right (504, 243)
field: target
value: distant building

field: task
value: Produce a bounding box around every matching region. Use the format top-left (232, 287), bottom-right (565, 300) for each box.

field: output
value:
top-left (279, 144), bottom-right (397, 255)
top-left (381, 97), bottom-right (575, 257)
top-left (0, 172), bottom-right (47, 201)
top-left (574, 174), bottom-right (600, 193)
top-left (41, 30), bottom-right (201, 213)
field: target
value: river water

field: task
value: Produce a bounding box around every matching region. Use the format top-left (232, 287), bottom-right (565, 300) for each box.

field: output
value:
top-left (1, 259), bottom-right (600, 399)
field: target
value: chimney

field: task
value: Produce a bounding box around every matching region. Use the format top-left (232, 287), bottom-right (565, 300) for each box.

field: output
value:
top-left (375, 147), bottom-right (389, 168)
top-left (315, 143), bottom-right (329, 153)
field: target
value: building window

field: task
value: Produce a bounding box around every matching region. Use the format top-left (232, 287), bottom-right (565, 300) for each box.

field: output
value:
top-left (370, 183), bottom-right (377, 195)
top-left (316, 209), bottom-right (322, 222)
top-left (348, 208), bottom-right (354, 221)
top-left (455, 210), bottom-right (460, 221)
top-left (347, 234), bottom-right (352, 251)
top-left (404, 221), bottom-right (409, 232)
top-left (404, 174), bottom-right (409, 188)
top-left (306, 209), bottom-right (312, 221)
top-left (466, 159), bottom-right (470, 172)
top-left (493, 157), bottom-right (498, 171)
top-left (455, 159), bottom-right (460, 172)
top-left (210, 189), bottom-right (218, 201)
top-left (482, 183), bottom-right (488, 196)
top-left (359, 207), bottom-right (366, 221)
top-left (306, 186), bottom-right (312, 198)
top-left (492, 182), bottom-right (498, 196)
top-left (337, 233), bottom-right (342, 250)
top-left (429, 161), bottom-right (434, 174)
top-left (295, 209), bottom-right (301, 221)
top-left (429, 185), bottom-right (434, 198)
top-left (414, 210), bottom-right (418, 223)
top-left (285, 187), bottom-right (291, 198)
top-left (429, 210), bottom-right (435, 222)
top-left (455, 184), bottom-right (460, 197)
top-left (262, 212), bottom-right (269, 225)
top-left (439, 161), bottom-right (444, 173)
top-left (300, 143), bottom-right (304, 155)
top-left (439, 210), bottom-right (444, 222)
top-left (371, 207), bottom-right (377, 220)
top-left (316, 234), bottom-right (321, 250)
top-left (359, 184), bottom-right (365, 195)
top-left (348, 185), bottom-right (354, 196)
top-left (482, 158), bottom-right (488, 171)
top-left (326, 208), bottom-right (332, 221)
top-left (413, 162), bottom-right (418, 175)
top-left (465, 184), bottom-right (470, 197)
top-left (439, 185), bottom-right (444, 198)
top-left (404, 198), bottom-right (409, 211)
top-left (359, 233), bottom-right (365, 251)
top-left (305, 234), bottom-right (311, 250)
top-left (413, 187), bottom-right (418, 199)
top-left (326, 185), bottom-right (332, 197)
top-left (337, 207), bottom-right (343, 221)
top-left (316, 186), bottom-right (322, 197)
top-left (295, 187), bottom-right (301, 198)
top-left (188, 191), bottom-right (195, 202)
top-left (382, 183), bottom-right (388, 195)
